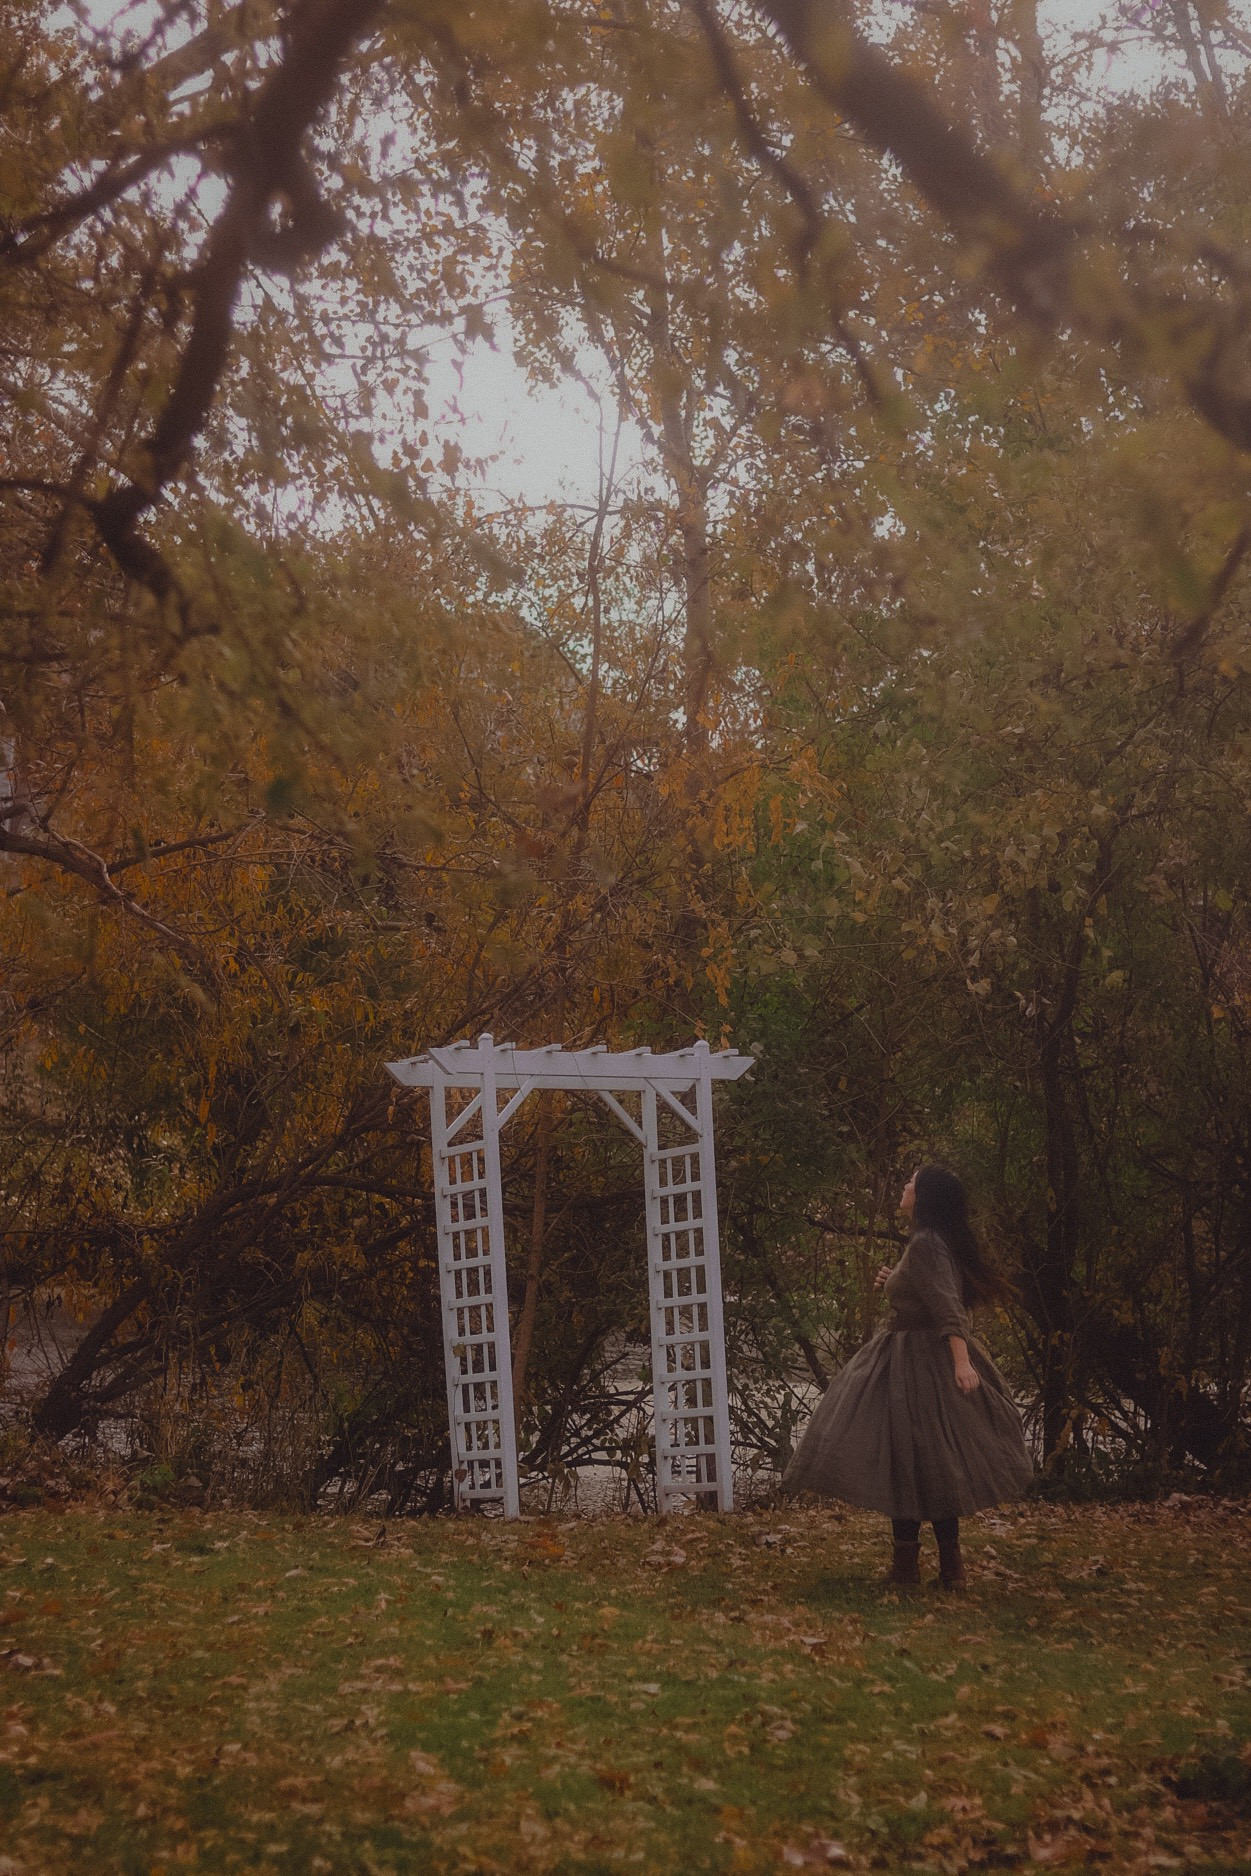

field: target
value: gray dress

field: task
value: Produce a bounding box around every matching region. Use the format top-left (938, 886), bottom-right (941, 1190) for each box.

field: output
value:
top-left (783, 1228), bottom-right (1033, 1521)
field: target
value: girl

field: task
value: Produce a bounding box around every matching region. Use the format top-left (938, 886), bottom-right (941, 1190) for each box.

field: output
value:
top-left (783, 1165), bottom-right (1033, 1585)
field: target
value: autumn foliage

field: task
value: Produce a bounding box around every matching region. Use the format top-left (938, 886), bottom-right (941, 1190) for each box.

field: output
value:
top-left (2, 0), bottom-right (1250, 1504)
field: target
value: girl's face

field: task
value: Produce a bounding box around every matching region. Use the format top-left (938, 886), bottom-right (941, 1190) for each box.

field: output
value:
top-left (900, 1170), bottom-right (918, 1219)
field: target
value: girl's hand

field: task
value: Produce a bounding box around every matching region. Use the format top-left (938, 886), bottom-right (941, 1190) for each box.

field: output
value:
top-left (873, 1263), bottom-right (894, 1290)
top-left (954, 1360), bottom-right (981, 1394)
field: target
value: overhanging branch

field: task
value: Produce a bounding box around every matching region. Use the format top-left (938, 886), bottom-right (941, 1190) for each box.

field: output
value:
top-left (748, 0), bottom-right (1251, 452)
top-left (86, 0), bottom-right (385, 597)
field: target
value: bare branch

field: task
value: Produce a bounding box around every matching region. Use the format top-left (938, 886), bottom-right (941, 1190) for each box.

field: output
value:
top-left (0, 129), bottom-right (229, 267)
top-left (0, 817), bottom-right (212, 977)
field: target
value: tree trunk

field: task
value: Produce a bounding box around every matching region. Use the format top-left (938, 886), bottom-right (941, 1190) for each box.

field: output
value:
top-left (31, 1276), bottom-right (151, 1440)
top-left (1032, 1028), bottom-right (1080, 1457)
top-left (1020, 889), bottom-right (1091, 1460)
top-left (639, 193), bottom-right (714, 743)
top-left (964, 0), bottom-right (1005, 147)
top-left (1194, 7), bottom-right (1230, 115)
top-left (1007, 0), bottom-right (1047, 173)
top-left (1169, 1), bottom-right (1229, 116)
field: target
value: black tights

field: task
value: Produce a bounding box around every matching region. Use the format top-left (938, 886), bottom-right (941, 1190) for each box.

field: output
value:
top-left (892, 1517), bottom-right (959, 1545)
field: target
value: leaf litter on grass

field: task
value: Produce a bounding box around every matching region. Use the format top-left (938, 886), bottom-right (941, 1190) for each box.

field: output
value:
top-left (0, 1502), bottom-right (1248, 1872)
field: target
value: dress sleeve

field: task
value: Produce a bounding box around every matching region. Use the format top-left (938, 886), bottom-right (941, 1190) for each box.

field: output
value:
top-left (906, 1231), bottom-right (971, 1339)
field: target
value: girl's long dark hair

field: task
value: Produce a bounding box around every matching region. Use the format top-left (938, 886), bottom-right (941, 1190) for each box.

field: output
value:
top-left (913, 1165), bottom-right (1016, 1309)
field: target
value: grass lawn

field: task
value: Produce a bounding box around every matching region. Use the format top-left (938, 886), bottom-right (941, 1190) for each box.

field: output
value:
top-left (0, 1499), bottom-right (1248, 1874)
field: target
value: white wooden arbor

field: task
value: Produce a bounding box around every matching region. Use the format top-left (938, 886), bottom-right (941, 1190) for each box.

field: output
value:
top-left (386, 1036), bottom-right (752, 1517)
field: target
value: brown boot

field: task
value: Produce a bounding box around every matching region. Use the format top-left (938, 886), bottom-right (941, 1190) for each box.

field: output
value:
top-left (887, 1539), bottom-right (921, 1586)
top-left (937, 1533), bottom-right (966, 1588)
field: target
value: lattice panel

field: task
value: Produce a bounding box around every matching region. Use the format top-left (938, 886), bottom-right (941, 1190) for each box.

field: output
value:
top-left (649, 1142), bottom-right (724, 1500)
top-left (438, 1138), bottom-right (507, 1502)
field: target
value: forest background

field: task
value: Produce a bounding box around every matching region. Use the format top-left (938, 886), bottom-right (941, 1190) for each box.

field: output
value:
top-left (3, 0), bottom-right (1251, 1516)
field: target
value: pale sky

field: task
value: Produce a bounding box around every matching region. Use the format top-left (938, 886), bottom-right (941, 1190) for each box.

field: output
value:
top-left (429, 0), bottom-right (1200, 512)
top-left (64, 0), bottom-right (1215, 516)
top-left (424, 342), bottom-right (638, 516)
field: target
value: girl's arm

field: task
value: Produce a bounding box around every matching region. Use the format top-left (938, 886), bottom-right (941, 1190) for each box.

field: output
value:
top-left (909, 1235), bottom-right (976, 1382)
top-left (948, 1335), bottom-right (981, 1393)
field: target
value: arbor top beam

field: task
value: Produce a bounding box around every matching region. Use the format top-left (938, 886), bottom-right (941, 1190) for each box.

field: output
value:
top-left (386, 1034), bottom-right (754, 1093)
